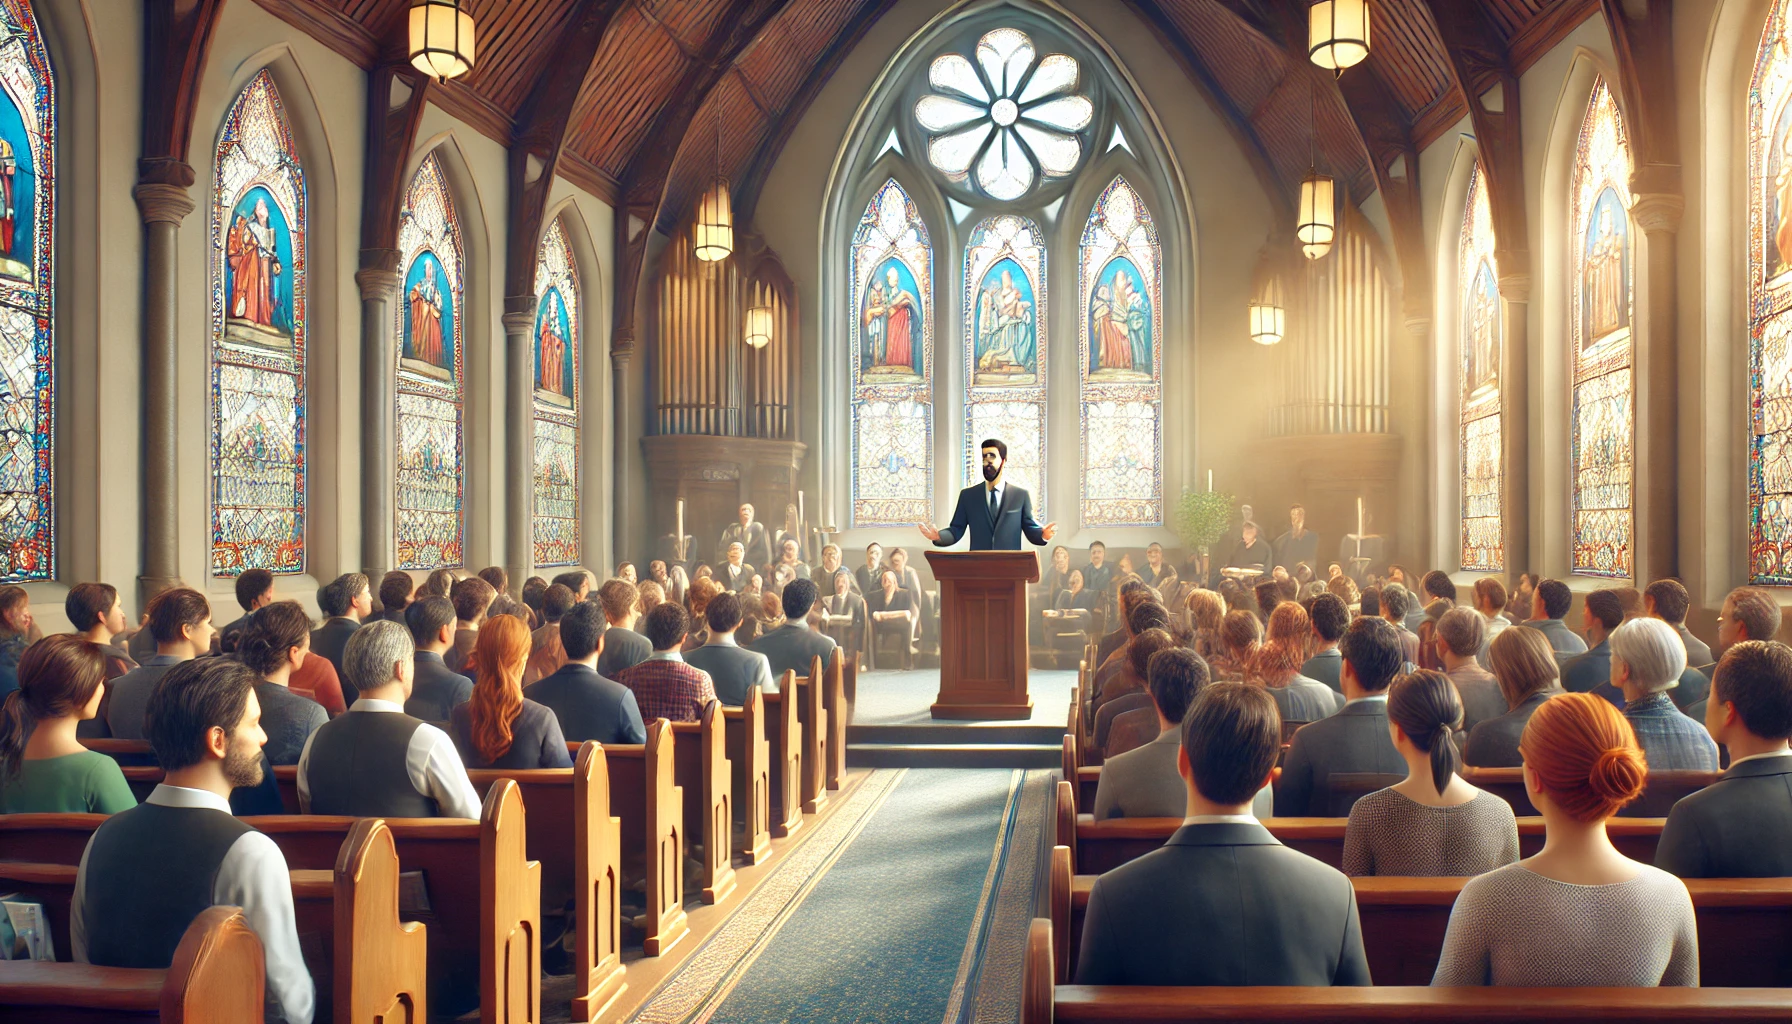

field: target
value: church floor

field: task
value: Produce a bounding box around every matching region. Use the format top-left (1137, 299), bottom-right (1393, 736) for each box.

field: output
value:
top-left (848, 669), bottom-right (1074, 769)
top-left (573, 767), bottom-right (1051, 1024)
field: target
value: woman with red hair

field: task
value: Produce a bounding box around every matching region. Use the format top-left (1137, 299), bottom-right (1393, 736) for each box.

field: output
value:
top-left (1254, 602), bottom-right (1344, 724)
top-left (1432, 692), bottom-right (1697, 986)
top-left (450, 614), bottom-right (571, 770)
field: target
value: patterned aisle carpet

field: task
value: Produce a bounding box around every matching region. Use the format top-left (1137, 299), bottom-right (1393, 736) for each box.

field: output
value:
top-left (624, 768), bottom-right (1052, 1024)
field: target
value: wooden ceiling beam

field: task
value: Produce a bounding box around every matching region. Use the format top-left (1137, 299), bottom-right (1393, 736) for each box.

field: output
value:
top-left (1599, 0), bottom-right (1681, 199)
top-left (359, 64), bottom-right (433, 272)
top-left (141, 0), bottom-right (229, 186)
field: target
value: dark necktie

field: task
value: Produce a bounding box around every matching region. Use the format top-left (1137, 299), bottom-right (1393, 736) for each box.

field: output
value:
top-left (988, 487), bottom-right (998, 520)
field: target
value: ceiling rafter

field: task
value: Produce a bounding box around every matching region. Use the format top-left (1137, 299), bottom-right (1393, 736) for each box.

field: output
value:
top-left (141, 0), bottom-right (228, 186)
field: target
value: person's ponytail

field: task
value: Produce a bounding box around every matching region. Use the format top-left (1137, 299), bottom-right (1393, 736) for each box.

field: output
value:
top-left (0, 689), bottom-right (31, 780)
top-left (1428, 722), bottom-right (1458, 796)
top-left (1387, 670), bottom-right (1464, 796)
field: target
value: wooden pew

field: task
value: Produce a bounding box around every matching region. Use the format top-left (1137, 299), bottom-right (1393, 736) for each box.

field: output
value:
top-left (599, 720), bottom-right (688, 957)
top-left (0, 906), bottom-right (264, 1024)
top-left (793, 655), bottom-right (829, 814)
top-left (1459, 767), bottom-right (1720, 817)
top-left (763, 671), bottom-right (804, 838)
top-left (76, 737), bottom-right (158, 766)
top-left (823, 648), bottom-right (848, 791)
top-left (570, 743), bottom-right (627, 1022)
top-left (722, 688), bottom-right (773, 865)
top-left (669, 701), bottom-right (736, 904)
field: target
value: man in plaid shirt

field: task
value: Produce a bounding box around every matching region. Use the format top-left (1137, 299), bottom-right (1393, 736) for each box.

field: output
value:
top-left (616, 602), bottom-right (717, 723)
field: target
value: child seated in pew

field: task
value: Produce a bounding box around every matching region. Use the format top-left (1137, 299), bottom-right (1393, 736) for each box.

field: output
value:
top-left (73, 656), bottom-right (315, 1024)
top-left (0, 635), bottom-right (136, 813)
top-left (1076, 683), bottom-right (1371, 987)
top-left (297, 620), bottom-right (482, 819)
top-left (1342, 670), bottom-right (1518, 876)
top-left (1431, 692), bottom-right (1698, 987)
top-left (1657, 640), bottom-right (1792, 878)
top-left (450, 614), bottom-right (573, 770)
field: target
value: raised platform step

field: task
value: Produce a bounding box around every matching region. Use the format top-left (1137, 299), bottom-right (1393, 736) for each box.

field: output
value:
top-left (846, 742), bottom-right (1062, 769)
top-left (847, 722), bottom-right (1066, 746)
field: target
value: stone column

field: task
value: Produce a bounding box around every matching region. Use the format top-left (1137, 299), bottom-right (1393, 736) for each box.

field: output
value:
top-left (613, 326), bottom-right (636, 571)
top-left (1630, 191), bottom-right (1682, 586)
top-left (1401, 313), bottom-right (1434, 569)
top-left (134, 181), bottom-right (195, 602)
top-left (1497, 260), bottom-right (1531, 582)
top-left (356, 262), bottom-right (401, 587)
top-left (504, 303), bottom-right (535, 594)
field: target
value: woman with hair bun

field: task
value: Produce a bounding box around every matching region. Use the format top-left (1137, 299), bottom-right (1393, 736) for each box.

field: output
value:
top-left (1432, 692), bottom-right (1698, 986)
top-left (1342, 670), bottom-right (1517, 876)
top-left (0, 635), bottom-right (136, 812)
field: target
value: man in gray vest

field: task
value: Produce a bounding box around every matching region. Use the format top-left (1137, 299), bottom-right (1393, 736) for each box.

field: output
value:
top-left (296, 620), bottom-right (481, 819)
top-left (72, 657), bottom-right (316, 1024)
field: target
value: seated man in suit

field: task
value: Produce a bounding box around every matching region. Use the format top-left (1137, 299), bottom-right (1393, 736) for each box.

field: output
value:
top-left (1095, 648), bottom-right (1216, 818)
top-left (445, 576), bottom-right (496, 675)
top-left (717, 501), bottom-right (773, 569)
top-left (1688, 586), bottom-right (1786, 721)
top-left (1301, 593), bottom-right (1350, 692)
top-left (1561, 588), bottom-right (1623, 694)
top-left (218, 567), bottom-right (275, 655)
top-left (864, 567), bottom-right (917, 670)
top-left (751, 577), bottom-right (838, 679)
top-left (403, 596), bottom-right (474, 724)
top-left (1525, 578), bottom-right (1589, 658)
top-left (526, 601), bottom-right (646, 744)
top-left (615, 603), bottom-right (719, 723)
top-left (1276, 616), bottom-right (1407, 817)
top-left (1081, 541), bottom-right (1114, 607)
top-left (1658, 640), bottom-right (1792, 878)
top-left (73, 657), bottom-right (316, 1024)
top-left (107, 586), bottom-right (215, 740)
top-left (595, 578), bottom-right (652, 677)
top-left (718, 542), bottom-right (754, 593)
top-left (766, 537), bottom-right (810, 587)
top-left (378, 570), bottom-right (414, 625)
top-left (1647, 578), bottom-right (1714, 674)
top-left (685, 592), bottom-right (777, 706)
top-left (311, 572), bottom-right (370, 696)
top-left (1076, 682), bottom-right (1370, 986)
top-left (524, 583), bottom-right (576, 684)
top-left (297, 621), bottom-right (481, 819)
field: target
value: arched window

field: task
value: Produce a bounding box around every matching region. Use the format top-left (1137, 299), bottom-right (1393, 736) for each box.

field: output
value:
top-left (963, 214), bottom-right (1045, 508)
top-left (1459, 165), bottom-right (1503, 572)
top-left (1570, 79), bottom-right (1634, 579)
top-left (394, 151), bottom-right (465, 570)
top-left (851, 178), bottom-right (933, 526)
top-left (212, 70), bottom-right (305, 577)
top-left (1749, 3), bottom-right (1792, 585)
top-left (0, 0), bottom-right (52, 582)
top-left (1079, 175), bottom-right (1160, 526)
top-left (533, 217), bottom-right (579, 567)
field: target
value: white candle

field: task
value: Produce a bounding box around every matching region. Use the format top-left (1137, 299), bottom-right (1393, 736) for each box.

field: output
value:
top-left (676, 498), bottom-right (685, 560)
top-left (1356, 496), bottom-right (1364, 539)
top-left (798, 490), bottom-right (805, 530)
top-left (1207, 469), bottom-right (1213, 492)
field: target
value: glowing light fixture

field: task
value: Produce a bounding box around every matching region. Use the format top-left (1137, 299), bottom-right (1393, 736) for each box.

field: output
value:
top-left (1309, 0), bottom-right (1371, 73)
top-left (694, 112), bottom-right (732, 262)
top-left (1249, 248), bottom-right (1287, 346)
top-left (1298, 171), bottom-right (1335, 260)
top-left (744, 306), bottom-right (773, 349)
top-left (409, 0), bottom-right (477, 82)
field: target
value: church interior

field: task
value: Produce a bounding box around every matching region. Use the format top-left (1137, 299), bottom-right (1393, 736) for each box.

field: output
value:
top-left (7, 0), bottom-right (1792, 1021)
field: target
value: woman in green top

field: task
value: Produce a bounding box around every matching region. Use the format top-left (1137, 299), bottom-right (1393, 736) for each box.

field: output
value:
top-left (0, 634), bottom-right (137, 813)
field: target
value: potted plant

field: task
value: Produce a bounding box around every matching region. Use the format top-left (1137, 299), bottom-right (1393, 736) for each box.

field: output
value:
top-left (1173, 487), bottom-right (1235, 583)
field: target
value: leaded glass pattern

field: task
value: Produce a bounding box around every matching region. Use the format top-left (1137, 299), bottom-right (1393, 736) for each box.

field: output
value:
top-left (852, 180), bottom-right (933, 525)
top-left (395, 152), bottom-right (465, 569)
top-left (963, 215), bottom-right (1045, 511)
top-left (1570, 80), bottom-right (1634, 579)
top-left (0, 0), bottom-right (51, 582)
top-left (211, 70), bottom-right (305, 577)
top-left (1460, 165), bottom-right (1503, 572)
top-left (1750, 2), bottom-right (1792, 584)
top-left (532, 217), bottom-right (579, 567)
top-left (1078, 176), bottom-right (1160, 525)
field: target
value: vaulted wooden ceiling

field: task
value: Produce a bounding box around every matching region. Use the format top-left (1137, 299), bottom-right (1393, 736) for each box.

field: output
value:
top-left (257, 0), bottom-right (1598, 231)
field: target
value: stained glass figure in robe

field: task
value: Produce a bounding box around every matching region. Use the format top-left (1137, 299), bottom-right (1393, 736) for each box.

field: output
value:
top-left (861, 260), bottom-right (923, 378)
top-left (973, 260), bottom-right (1036, 384)
top-left (1088, 258), bottom-right (1152, 380)
top-left (401, 251), bottom-right (453, 379)
top-left (1582, 190), bottom-right (1629, 344)
top-left (536, 287), bottom-right (573, 405)
top-left (1078, 176), bottom-right (1162, 526)
top-left (222, 187), bottom-right (294, 349)
top-left (1751, 0), bottom-right (1792, 583)
top-left (850, 178), bottom-right (933, 526)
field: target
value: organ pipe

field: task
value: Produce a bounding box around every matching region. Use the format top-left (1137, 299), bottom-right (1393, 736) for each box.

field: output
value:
top-left (1271, 224), bottom-right (1391, 436)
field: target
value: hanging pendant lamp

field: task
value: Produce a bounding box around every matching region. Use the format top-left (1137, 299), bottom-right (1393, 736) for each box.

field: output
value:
top-left (744, 306), bottom-right (773, 349)
top-left (1249, 246), bottom-right (1287, 346)
top-left (1309, 0), bottom-right (1372, 73)
top-left (1298, 172), bottom-right (1336, 260)
top-left (409, 0), bottom-right (477, 82)
top-left (694, 111), bottom-right (733, 262)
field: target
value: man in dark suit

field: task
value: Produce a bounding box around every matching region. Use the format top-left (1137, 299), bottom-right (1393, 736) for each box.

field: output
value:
top-left (404, 596), bottom-right (474, 724)
top-left (1276, 616), bottom-right (1407, 817)
top-left (685, 592), bottom-right (777, 706)
top-left (1524, 578), bottom-right (1590, 657)
top-left (525, 601), bottom-right (646, 745)
top-left (1562, 588), bottom-right (1623, 695)
top-left (378, 570), bottom-right (415, 625)
top-left (751, 578), bottom-right (838, 679)
top-left (1646, 578), bottom-right (1714, 672)
top-left (718, 543), bottom-right (754, 593)
top-left (1218, 520), bottom-right (1274, 577)
top-left (1076, 682), bottom-right (1370, 986)
top-left (1272, 503), bottom-right (1319, 574)
top-left (716, 502), bottom-right (773, 569)
top-left (1080, 542), bottom-right (1114, 604)
top-left (818, 569), bottom-right (868, 663)
top-left (595, 578), bottom-right (652, 678)
top-left (865, 568), bottom-right (917, 670)
top-left (1302, 593), bottom-right (1350, 692)
top-left (918, 438), bottom-right (1056, 551)
top-left (312, 572), bottom-right (371, 701)
top-left (1657, 640), bottom-right (1792, 878)
top-left (218, 568), bottom-right (274, 655)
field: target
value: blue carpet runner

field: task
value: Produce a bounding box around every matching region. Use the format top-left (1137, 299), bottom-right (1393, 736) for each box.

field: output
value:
top-left (627, 768), bottom-right (1051, 1024)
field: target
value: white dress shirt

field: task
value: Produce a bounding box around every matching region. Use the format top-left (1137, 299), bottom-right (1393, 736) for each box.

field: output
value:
top-left (1182, 813), bottom-right (1261, 826)
top-left (72, 785), bottom-right (316, 1024)
top-left (1729, 748), bottom-right (1792, 768)
top-left (295, 698), bottom-right (482, 819)
top-left (1343, 693), bottom-right (1390, 709)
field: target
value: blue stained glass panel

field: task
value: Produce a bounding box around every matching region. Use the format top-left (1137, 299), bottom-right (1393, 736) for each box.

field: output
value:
top-left (533, 217), bottom-right (579, 567)
top-left (851, 180), bottom-right (933, 526)
top-left (395, 152), bottom-right (465, 570)
top-left (1078, 176), bottom-right (1161, 526)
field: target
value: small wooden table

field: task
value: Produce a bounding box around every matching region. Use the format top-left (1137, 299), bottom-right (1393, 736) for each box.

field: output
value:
top-left (926, 550), bottom-right (1039, 720)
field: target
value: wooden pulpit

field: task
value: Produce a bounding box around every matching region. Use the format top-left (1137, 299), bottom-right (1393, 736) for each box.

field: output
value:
top-left (926, 550), bottom-right (1039, 720)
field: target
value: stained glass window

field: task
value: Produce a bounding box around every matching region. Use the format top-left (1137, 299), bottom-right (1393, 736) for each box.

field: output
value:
top-left (915, 28), bottom-right (1091, 201)
top-left (1460, 165), bottom-right (1503, 572)
top-left (851, 179), bottom-right (933, 526)
top-left (394, 152), bottom-right (465, 569)
top-left (1749, 1), bottom-right (1792, 584)
top-left (963, 215), bottom-right (1045, 511)
top-left (211, 70), bottom-right (305, 577)
top-left (1570, 80), bottom-right (1634, 579)
top-left (532, 217), bottom-right (579, 567)
top-left (1078, 176), bottom-right (1160, 525)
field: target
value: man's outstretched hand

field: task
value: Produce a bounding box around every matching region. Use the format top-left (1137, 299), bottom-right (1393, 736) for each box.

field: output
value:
top-left (1042, 522), bottom-right (1057, 541)
top-left (918, 522), bottom-right (941, 542)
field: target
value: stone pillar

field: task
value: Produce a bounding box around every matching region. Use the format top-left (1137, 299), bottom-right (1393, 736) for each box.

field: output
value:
top-left (134, 180), bottom-right (195, 602)
top-left (1497, 260), bottom-right (1531, 582)
top-left (356, 262), bottom-right (402, 587)
top-left (613, 326), bottom-right (635, 571)
top-left (504, 304), bottom-right (535, 595)
top-left (1401, 313), bottom-right (1434, 569)
top-left (1630, 191), bottom-right (1682, 586)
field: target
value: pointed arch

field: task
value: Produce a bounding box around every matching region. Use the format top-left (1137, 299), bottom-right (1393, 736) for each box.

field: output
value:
top-left (1568, 79), bottom-right (1635, 579)
top-left (394, 149), bottom-right (466, 570)
top-left (851, 177), bottom-right (934, 526)
top-left (1458, 165), bottom-right (1503, 572)
top-left (532, 214), bottom-right (580, 567)
top-left (963, 213), bottom-right (1046, 510)
top-left (1750, 0), bottom-right (1792, 586)
top-left (1078, 175), bottom-right (1160, 526)
top-left (210, 69), bottom-right (305, 577)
